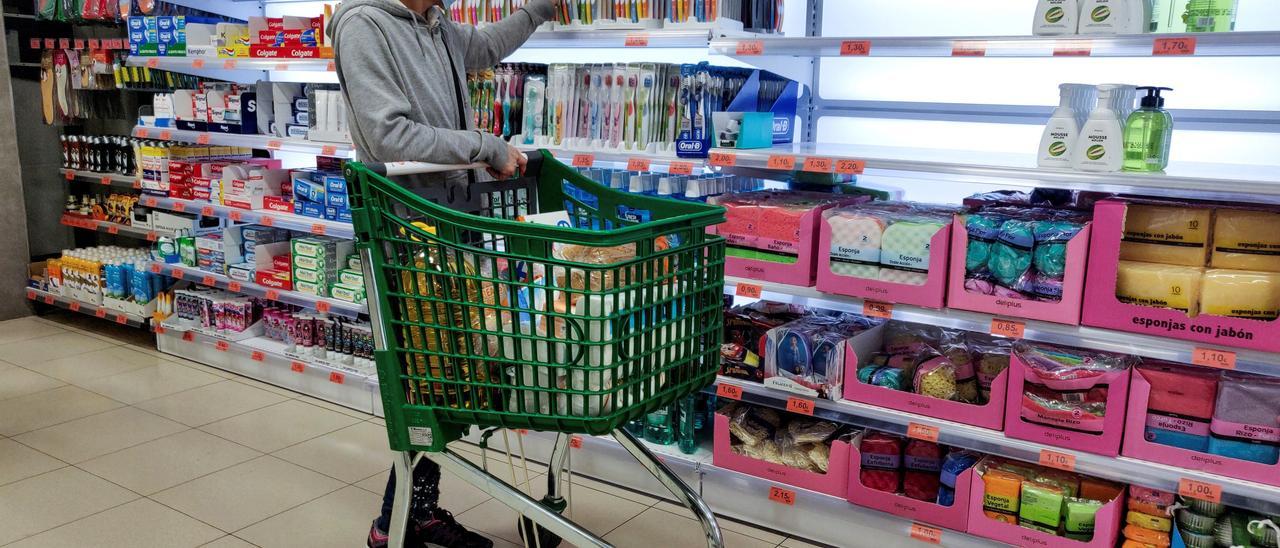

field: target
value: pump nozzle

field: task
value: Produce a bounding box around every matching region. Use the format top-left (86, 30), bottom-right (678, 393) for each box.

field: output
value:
top-left (1137, 86), bottom-right (1173, 108)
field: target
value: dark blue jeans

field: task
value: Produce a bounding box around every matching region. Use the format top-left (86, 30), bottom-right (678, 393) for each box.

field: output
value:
top-left (377, 458), bottom-right (442, 531)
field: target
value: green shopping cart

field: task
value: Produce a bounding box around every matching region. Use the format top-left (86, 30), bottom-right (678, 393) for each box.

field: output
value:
top-left (344, 150), bottom-right (727, 548)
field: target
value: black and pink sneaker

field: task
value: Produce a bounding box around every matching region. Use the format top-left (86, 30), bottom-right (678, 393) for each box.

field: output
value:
top-left (415, 509), bottom-right (493, 548)
top-left (367, 520), bottom-right (390, 548)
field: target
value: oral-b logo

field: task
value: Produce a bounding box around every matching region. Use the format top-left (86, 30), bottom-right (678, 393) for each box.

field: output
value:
top-left (773, 118), bottom-right (790, 133)
top-left (677, 140), bottom-right (704, 152)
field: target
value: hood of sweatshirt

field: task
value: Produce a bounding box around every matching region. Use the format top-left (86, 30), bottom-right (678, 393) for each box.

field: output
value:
top-left (328, 0), bottom-right (432, 40)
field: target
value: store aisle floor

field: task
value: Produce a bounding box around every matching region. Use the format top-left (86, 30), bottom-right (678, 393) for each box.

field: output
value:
top-left (0, 314), bottom-right (825, 548)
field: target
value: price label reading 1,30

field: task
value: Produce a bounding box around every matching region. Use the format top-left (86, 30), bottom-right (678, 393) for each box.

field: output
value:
top-left (1179, 478), bottom-right (1222, 503)
top-left (907, 422), bottom-right (940, 443)
top-left (1039, 449), bottom-right (1076, 472)
top-left (786, 397), bottom-right (815, 416)
top-left (1192, 347), bottom-right (1236, 370)
top-left (839, 40), bottom-right (871, 56)
top-left (1154, 37), bottom-right (1197, 56)
top-left (735, 40), bottom-right (764, 56)
top-left (768, 486), bottom-right (796, 505)
top-left (802, 157), bottom-right (833, 173)
top-left (716, 383), bottom-right (743, 400)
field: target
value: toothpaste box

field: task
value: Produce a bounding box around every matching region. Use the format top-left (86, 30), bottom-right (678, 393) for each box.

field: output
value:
top-left (329, 282), bottom-right (366, 303)
top-left (294, 200), bottom-right (325, 219)
top-left (293, 279), bottom-right (328, 297)
top-left (337, 269), bottom-right (363, 287)
top-left (227, 263), bottom-right (255, 282)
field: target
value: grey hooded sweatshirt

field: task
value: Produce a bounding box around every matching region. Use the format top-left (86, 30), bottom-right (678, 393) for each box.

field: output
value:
top-left (327, 0), bottom-right (554, 185)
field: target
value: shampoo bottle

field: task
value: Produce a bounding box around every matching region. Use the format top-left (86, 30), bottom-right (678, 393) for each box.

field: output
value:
top-left (1038, 84), bottom-right (1097, 169)
top-left (1123, 87), bottom-right (1173, 172)
top-left (1072, 84), bottom-right (1130, 172)
top-left (1033, 0), bottom-right (1081, 35)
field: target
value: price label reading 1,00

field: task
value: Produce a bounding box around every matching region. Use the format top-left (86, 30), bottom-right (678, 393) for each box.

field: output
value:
top-left (1179, 478), bottom-right (1222, 503)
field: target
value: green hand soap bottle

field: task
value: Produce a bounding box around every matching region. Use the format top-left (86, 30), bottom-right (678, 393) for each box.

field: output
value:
top-left (1123, 86), bottom-right (1173, 172)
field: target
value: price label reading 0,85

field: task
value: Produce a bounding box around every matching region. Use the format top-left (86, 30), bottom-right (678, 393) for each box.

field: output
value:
top-left (1039, 449), bottom-right (1076, 472)
top-left (715, 383), bottom-right (743, 400)
top-left (907, 422), bottom-right (940, 443)
top-left (768, 486), bottom-right (796, 506)
top-left (1192, 347), bottom-right (1236, 370)
top-left (839, 40), bottom-right (871, 56)
top-left (862, 301), bottom-right (893, 319)
top-left (991, 318), bottom-right (1026, 339)
top-left (1179, 478), bottom-right (1222, 503)
top-left (786, 397), bottom-right (814, 416)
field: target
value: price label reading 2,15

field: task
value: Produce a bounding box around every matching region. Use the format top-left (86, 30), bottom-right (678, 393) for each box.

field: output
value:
top-left (768, 486), bottom-right (796, 506)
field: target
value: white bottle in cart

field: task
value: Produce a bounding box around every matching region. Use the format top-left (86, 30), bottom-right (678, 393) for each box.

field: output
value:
top-left (1079, 0), bottom-right (1125, 34)
top-left (1033, 0), bottom-right (1080, 35)
top-left (1038, 84), bottom-right (1096, 168)
top-left (1072, 84), bottom-right (1129, 172)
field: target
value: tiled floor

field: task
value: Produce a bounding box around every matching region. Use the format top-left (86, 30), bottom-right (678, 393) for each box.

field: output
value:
top-left (0, 314), bottom-right (828, 548)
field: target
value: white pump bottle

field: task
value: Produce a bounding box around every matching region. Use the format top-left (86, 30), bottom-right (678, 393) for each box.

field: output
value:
top-left (1033, 0), bottom-right (1081, 35)
top-left (1072, 84), bottom-right (1130, 172)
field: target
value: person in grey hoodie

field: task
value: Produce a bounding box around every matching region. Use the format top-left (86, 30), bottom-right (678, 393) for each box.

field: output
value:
top-left (328, 0), bottom-right (555, 546)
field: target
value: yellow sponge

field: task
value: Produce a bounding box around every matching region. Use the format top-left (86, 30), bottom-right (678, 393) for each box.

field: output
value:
top-left (1120, 205), bottom-right (1211, 266)
top-left (1115, 260), bottom-right (1204, 315)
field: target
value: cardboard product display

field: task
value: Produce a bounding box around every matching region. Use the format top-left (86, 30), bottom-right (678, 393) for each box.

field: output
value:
top-left (711, 411), bottom-right (851, 498)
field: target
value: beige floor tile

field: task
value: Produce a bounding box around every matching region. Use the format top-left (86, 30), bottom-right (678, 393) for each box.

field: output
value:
top-left (0, 438), bottom-right (65, 486)
top-left (454, 497), bottom-right (528, 545)
top-left (351, 465), bottom-right (497, 517)
top-left (14, 407), bottom-right (187, 464)
top-left (0, 368), bottom-right (64, 401)
top-left (43, 312), bottom-right (155, 347)
top-left (651, 501), bottom-right (787, 544)
top-left (272, 421), bottom-right (396, 483)
top-left (604, 507), bottom-right (777, 548)
top-left (200, 400), bottom-right (362, 453)
top-left (0, 316), bottom-right (67, 345)
top-left (79, 429), bottom-right (261, 495)
top-left (27, 345), bottom-right (167, 384)
top-left (781, 537), bottom-right (831, 548)
top-left (0, 467), bottom-right (138, 545)
top-left (354, 469), bottom-right (390, 495)
top-left (526, 480), bottom-right (650, 540)
top-left (0, 385), bottom-right (124, 436)
top-left (136, 380), bottom-right (288, 427)
top-left (200, 535), bottom-right (258, 548)
top-left (231, 376), bottom-right (307, 398)
top-left (149, 352), bottom-right (238, 379)
top-left (81, 359), bottom-right (224, 405)
top-left (295, 394), bottom-right (377, 420)
top-left (562, 474), bottom-right (661, 506)
top-left (456, 446), bottom-right (549, 487)
top-left (7, 498), bottom-right (224, 548)
top-left (151, 455), bottom-right (344, 532)
top-left (0, 330), bottom-right (116, 367)
top-left (367, 416), bottom-right (386, 426)
top-left (236, 485), bottom-right (380, 548)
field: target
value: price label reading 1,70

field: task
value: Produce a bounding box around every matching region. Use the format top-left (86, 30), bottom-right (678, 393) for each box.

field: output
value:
top-left (1153, 37), bottom-right (1197, 56)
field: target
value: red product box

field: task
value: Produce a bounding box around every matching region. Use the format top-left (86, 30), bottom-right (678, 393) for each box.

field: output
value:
top-left (249, 45), bottom-right (321, 58)
top-left (255, 270), bottom-right (293, 290)
top-left (272, 255), bottom-right (292, 271)
top-left (1003, 350), bottom-right (1131, 457)
top-left (192, 187), bottom-right (212, 201)
top-left (846, 432), bottom-right (973, 532)
top-left (262, 196), bottom-right (294, 213)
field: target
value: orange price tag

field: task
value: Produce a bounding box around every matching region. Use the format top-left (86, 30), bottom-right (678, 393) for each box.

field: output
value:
top-left (149, 263), bottom-right (162, 274)
top-left (329, 371), bottom-right (345, 384)
top-left (627, 157), bottom-right (651, 172)
top-left (44, 38), bottom-right (55, 49)
top-left (222, 59), bottom-right (238, 69)
top-left (569, 436), bottom-right (583, 449)
top-left (1192, 347), bottom-right (1236, 370)
top-left (310, 224), bottom-right (326, 235)
top-left (1053, 41), bottom-right (1092, 56)
top-left (131, 180), bottom-right (141, 190)
top-left (668, 161), bottom-right (694, 175)
top-left (114, 313), bottom-right (127, 324)
top-left (64, 170), bottom-right (75, 180)
top-left (275, 63), bottom-right (290, 71)
top-left (154, 325), bottom-right (165, 334)
top-left (266, 140), bottom-right (282, 150)
top-left (735, 282), bottom-right (763, 299)
top-left (228, 281), bottom-right (242, 292)
top-left (99, 175), bottom-right (112, 185)
top-left (1039, 449), bottom-right (1077, 472)
top-left (951, 40), bottom-right (987, 56)
top-left (291, 361), bottom-right (305, 373)
top-left (107, 225), bottom-right (119, 235)
top-left (863, 301), bottom-right (893, 319)
top-left (316, 301), bottom-right (331, 313)
top-left (250, 350), bottom-right (265, 362)
top-left (266, 289), bottom-right (281, 300)
top-left (321, 145), bottom-right (337, 156)
top-left (802, 157), bottom-right (833, 173)
top-left (735, 39), bottom-right (764, 55)
top-left (909, 523), bottom-right (942, 544)
top-left (708, 151), bottom-right (736, 167)
top-left (835, 159), bottom-right (865, 175)
top-left (839, 40), bottom-right (871, 56)
top-left (990, 318), bottom-right (1025, 339)
top-left (228, 210), bottom-right (243, 222)
top-left (42, 295), bottom-right (54, 305)
top-left (69, 301), bottom-right (80, 312)
top-left (25, 289), bottom-right (34, 300)
top-left (907, 422), bottom-right (940, 443)
top-left (766, 155), bottom-right (796, 170)
top-left (571, 153), bottom-right (595, 167)
top-left (159, 130), bottom-right (172, 140)
top-left (95, 307), bottom-right (107, 318)
top-left (259, 216), bottom-right (274, 227)
top-left (172, 202), bottom-right (186, 212)
top-left (767, 486), bottom-right (796, 505)
top-left (200, 206), bottom-right (214, 216)
top-left (624, 34), bottom-right (649, 47)
top-left (215, 340), bottom-right (229, 351)
top-left (201, 275), bottom-right (216, 286)
top-left (171, 269), bottom-right (184, 280)
top-left (88, 38), bottom-right (99, 49)
top-left (1154, 37), bottom-right (1197, 55)
top-left (146, 58), bottom-right (159, 68)
top-left (1178, 478), bottom-right (1222, 503)
top-left (143, 197), bottom-right (157, 207)
top-left (182, 331), bottom-right (195, 342)
top-left (147, 231), bottom-right (158, 241)
top-left (716, 383), bottom-right (744, 400)
top-left (326, 61), bottom-right (336, 71)
top-left (191, 58), bottom-right (205, 68)
top-left (73, 39), bottom-right (84, 50)
top-left (786, 397), bottom-right (815, 416)
top-left (133, 127), bottom-right (148, 138)
top-left (195, 133), bottom-right (210, 145)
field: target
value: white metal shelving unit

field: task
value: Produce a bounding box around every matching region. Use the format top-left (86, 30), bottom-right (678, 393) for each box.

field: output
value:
top-left (148, 261), bottom-right (366, 318)
top-left (137, 194), bottom-right (354, 238)
top-left (131, 126), bottom-right (355, 156)
top-left (25, 287), bottom-right (151, 328)
top-left (59, 213), bottom-right (170, 241)
top-left (61, 168), bottom-right (140, 188)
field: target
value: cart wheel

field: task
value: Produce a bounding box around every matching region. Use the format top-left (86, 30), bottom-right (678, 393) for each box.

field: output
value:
top-left (517, 515), bottom-right (562, 548)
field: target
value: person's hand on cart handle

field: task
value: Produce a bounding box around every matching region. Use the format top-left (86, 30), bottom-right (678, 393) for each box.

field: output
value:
top-left (486, 143), bottom-right (528, 180)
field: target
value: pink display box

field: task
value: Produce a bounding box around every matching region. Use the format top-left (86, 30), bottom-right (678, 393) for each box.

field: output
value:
top-left (1122, 368), bottom-right (1280, 487)
top-left (946, 214), bottom-right (1091, 325)
top-left (716, 198), bottom-right (859, 287)
top-left (1083, 198), bottom-right (1280, 352)
top-left (845, 434), bottom-right (972, 532)
top-left (815, 217), bottom-right (951, 309)
top-left (712, 412), bottom-right (850, 498)
top-left (1003, 350), bottom-right (1131, 457)
top-left (966, 468), bottom-right (1124, 547)
top-left (841, 324), bottom-right (1008, 431)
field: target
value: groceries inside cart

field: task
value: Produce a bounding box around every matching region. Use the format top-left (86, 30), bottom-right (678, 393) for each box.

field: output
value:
top-left (346, 151), bottom-right (727, 547)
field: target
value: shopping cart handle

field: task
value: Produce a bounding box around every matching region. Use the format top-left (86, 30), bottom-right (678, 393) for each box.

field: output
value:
top-left (366, 161), bottom-right (487, 177)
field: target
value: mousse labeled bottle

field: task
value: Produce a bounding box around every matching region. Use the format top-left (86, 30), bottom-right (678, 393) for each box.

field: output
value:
top-left (1072, 84), bottom-right (1130, 172)
top-left (1123, 87), bottom-right (1173, 172)
top-left (1033, 0), bottom-right (1081, 35)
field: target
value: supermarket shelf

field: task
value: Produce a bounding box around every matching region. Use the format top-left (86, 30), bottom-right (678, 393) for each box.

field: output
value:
top-left (125, 55), bottom-right (333, 73)
top-left (519, 143), bottom-right (709, 174)
top-left (724, 276), bottom-right (1280, 377)
top-left (713, 143), bottom-right (1280, 203)
top-left (156, 321), bottom-right (380, 414)
top-left (709, 31), bottom-right (1280, 58)
top-left (138, 194), bottom-right (355, 239)
top-left (714, 377), bottom-right (1280, 516)
top-left (61, 168), bottom-right (140, 189)
top-left (25, 287), bottom-right (149, 328)
top-left (60, 213), bottom-right (168, 241)
top-left (132, 126), bottom-right (355, 157)
top-left (149, 261), bottom-right (365, 319)
top-left (495, 430), bottom-right (998, 547)
top-left (522, 27), bottom-right (718, 49)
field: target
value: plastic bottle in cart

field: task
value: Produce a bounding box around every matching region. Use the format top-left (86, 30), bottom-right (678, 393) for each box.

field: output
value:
top-left (676, 395), bottom-right (697, 454)
top-left (644, 406), bottom-right (676, 445)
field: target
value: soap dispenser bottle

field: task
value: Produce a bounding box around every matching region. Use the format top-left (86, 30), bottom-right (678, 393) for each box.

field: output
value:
top-left (1072, 84), bottom-right (1130, 172)
top-left (1033, 0), bottom-right (1081, 35)
top-left (1079, 0), bottom-right (1125, 34)
top-left (1123, 87), bottom-right (1174, 172)
top-left (1038, 84), bottom-right (1097, 169)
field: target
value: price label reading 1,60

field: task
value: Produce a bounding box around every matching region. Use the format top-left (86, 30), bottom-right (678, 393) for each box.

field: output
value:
top-left (786, 397), bottom-right (814, 416)
top-left (716, 383), bottom-right (743, 400)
